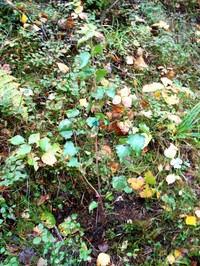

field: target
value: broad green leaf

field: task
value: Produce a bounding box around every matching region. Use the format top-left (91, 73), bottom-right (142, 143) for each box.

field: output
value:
top-left (40, 212), bottom-right (56, 229)
top-left (126, 134), bottom-right (145, 156)
top-left (33, 237), bottom-right (41, 244)
top-left (17, 144), bottom-right (31, 156)
top-left (106, 87), bottom-right (115, 98)
top-left (93, 44), bottom-right (103, 56)
top-left (28, 133), bottom-right (40, 144)
top-left (63, 141), bottom-right (77, 156)
top-left (112, 176), bottom-right (127, 192)
top-left (79, 68), bottom-right (95, 79)
top-left (86, 117), bottom-right (99, 127)
top-left (116, 145), bottom-right (130, 162)
top-left (67, 157), bottom-right (80, 167)
top-left (10, 135), bottom-right (25, 145)
top-left (66, 108), bottom-right (80, 118)
top-left (60, 130), bottom-right (73, 139)
top-left (39, 137), bottom-right (51, 152)
top-left (89, 201), bottom-right (98, 212)
top-left (92, 87), bottom-right (104, 99)
top-left (58, 119), bottom-right (72, 131)
top-left (49, 143), bottom-right (61, 154)
top-left (139, 123), bottom-right (150, 134)
top-left (79, 52), bottom-right (91, 69)
top-left (96, 69), bottom-right (107, 82)
top-left (144, 171), bottom-right (156, 185)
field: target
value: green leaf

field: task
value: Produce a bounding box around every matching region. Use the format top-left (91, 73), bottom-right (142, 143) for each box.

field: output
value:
top-left (126, 134), bottom-right (145, 156)
top-left (79, 52), bottom-right (91, 69)
top-left (67, 157), bottom-right (80, 167)
top-left (17, 144), bottom-right (31, 156)
top-left (106, 87), bottom-right (115, 98)
top-left (10, 135), bottom-right (25, 145)
top-left (95, 69), bottom-right (107, 82)
top-left (139, 123), bottom-right (150, 135)
top-left (58, 119), bottom-right (72, 131)
top-left (33, 237), bottom-right (41, 245)
top-left (89, 201), bottom-right (98, 212)
top-left (144, 171), bottom-right (157, 185)
top-left (28, 133), bottom-right (40, 144)
top-left (116, 145), bottom-right (130, 162)
top-left (49, 143), bottom-right (60, 154)
top-left (93, 44), bottom-right (103, 56)
top-left (60, 130), bottom-right (73, 139)
top-left (86, 117), bottom-right (99, 127)
top-left (92, 87), bottom-right (104, 99)
top-left (112, 176), bottom-right (127, 192)
top-left (66, 108), bottom-right (80, 118)
top-left (63, 141), bottom-right (78, 156)
top-left (39, 137), bottom-right (51, 152)
top-left (40, 212), bottom-right (56, 229)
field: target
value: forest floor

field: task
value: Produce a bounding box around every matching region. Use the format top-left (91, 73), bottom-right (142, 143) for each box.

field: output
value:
top-left (0, 0), bottom-right (200, 265)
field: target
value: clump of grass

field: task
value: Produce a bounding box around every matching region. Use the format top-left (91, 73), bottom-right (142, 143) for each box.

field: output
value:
top-left (176, 102), bottom-right (200, 139)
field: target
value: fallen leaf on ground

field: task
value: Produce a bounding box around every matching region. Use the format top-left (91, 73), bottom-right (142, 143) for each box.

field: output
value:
top-left (118, 87), bottom-right (131, 97)
top-left (164, 143), bottom-right (178, 158)
top-left (152, 20), bottom-right (169, 31)
top-left (56, 62), bottom-right (69, 73)
top-left (166, 174), bottom-right (177, 184)
top-left (122, 96), bottom-right (132, 107)
top-left (112, 95), bottom-right (122, 105)
top-left (185, 216), bottom-right (197, 226)
top-left (96, 253), bottom-right (111, 266)
top-left (143, 82), bottom-right (164, 92)
top-left (20, 13), bottom-right (28, 24)
top-left (79, 98), bottom-right (88, 107)
top-left (134, 55), bottom-right (149, 70)
top-left (127, 177), bottom-right (145, 190)
top-left (166, 254), bottom-right (175, 264)
top-left (41, 152), bottom-right (57, 166)
top-left (126, 55), bottom-right (134, 65)
top-left (195, 209), bottom-right (200, 218)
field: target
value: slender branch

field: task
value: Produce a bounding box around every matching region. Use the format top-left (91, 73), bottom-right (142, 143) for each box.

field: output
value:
top-left (100, 0), bottom-right (122, 25)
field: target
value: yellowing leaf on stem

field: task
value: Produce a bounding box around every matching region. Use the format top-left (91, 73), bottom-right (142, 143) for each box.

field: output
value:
top-left (185, 216), bottom-right (197, 226)
top-left (139, 185), bottom-right (155, 198)
top-left (20, 13), bottom-right (28, 24)
top-left (127, 178), bottom-right (144, 190)
top-left (41, 152), bottom-right (57, 166)
top-left (79, 98), bottom-right (88, 107)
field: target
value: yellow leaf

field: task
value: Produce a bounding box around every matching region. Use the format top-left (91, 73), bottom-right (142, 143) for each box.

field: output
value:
top-left (41, 152), bottom-right (57, 166)
top-left (166, 254), bottom-right (175, 264)
top-left (152, 21), bottom-right (170, 31)
top-left (174, 249), bottom-right (182, 259)
top-left (20, 13), bottom-right (28, 24)
top-left (127, 178), bottom-right (145, 191)
top-left (56, 63), bottom-right (69, 73)
top-left (96, 253), bottom-right (111, 266)
top-left (141, 133), bottom-right (152, 148)
top-left (100, 79), bottom-right (109, 86)
top-left (185, 216), bottom-right (197, 226)
top-left (118, 87), bottom-right (131, 97)
top-left (139, 187), bottom-right (154, 198)
top-left (161, 91), bottom-right (179, 105)
top-left (79, 98), bottom-right (88, 107)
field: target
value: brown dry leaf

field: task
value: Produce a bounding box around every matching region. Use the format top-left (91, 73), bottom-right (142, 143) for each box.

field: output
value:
top-left (117, 120), bottom-right (131, 135)
top-left (37, 194), bottom-right (50, 206)
top-left (33, 226), bottom-right (43, 237)
top-left (41, 152), bottom-right (57, 166)
top-left (56, 62), bottom-right (69, 73)
top-left (134, 55), bottom-right (149, 70)
top-left (110, 162), bottom-right (119, 173)
top-left (101, 145), bottom-right (112, 156)
top-left (127, 178), bottom-right (145, 191)
top-left (126, 55), bottom-right (134, 65)
top-left (96, 253), bottom-right (111, 266)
